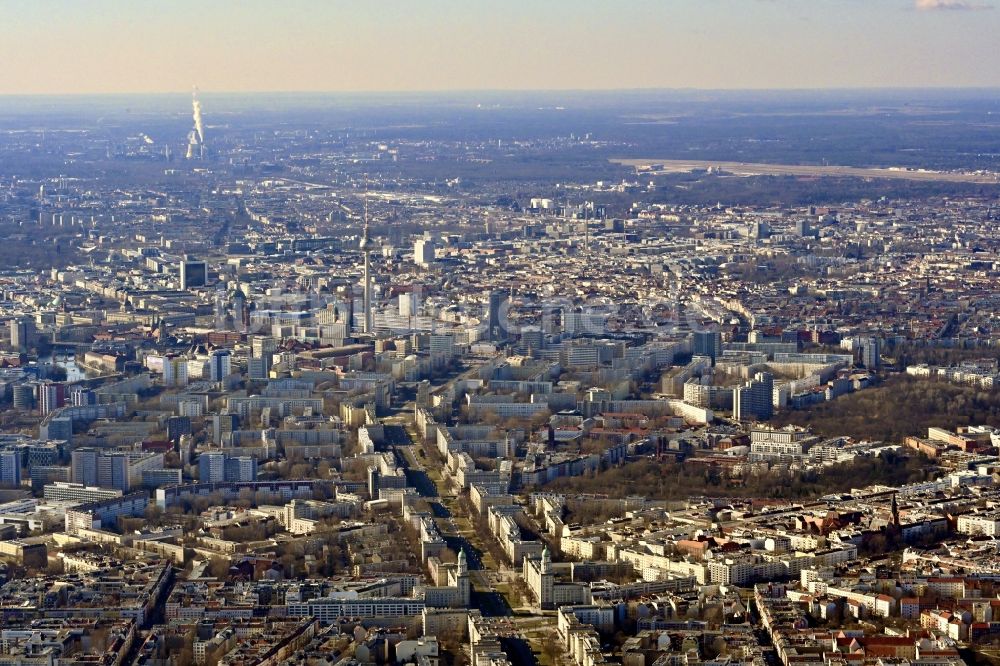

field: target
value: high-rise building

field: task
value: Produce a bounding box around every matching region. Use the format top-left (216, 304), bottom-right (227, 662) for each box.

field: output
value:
top-left (429, 334), bottom-right (456, 358)
top-left (40, 416), bottom-right (73, 443)
top-left (488, 291), bottom-right (506, 341)
top-left (563, 311), bottom-right (607, 337)
top-left (38, 382), bottom-right (66, 416)
top-left (30, 465), bottom-right (71, 491)
top-left (211, 413), bottom-right (240, 445)
top-left (199, 452), bottom-right (226, 483)
top-left (367, 465), bottom-right (380, 499)
top-left (251, 336), bottom-right (278, 359)
top-left (399, 291), bottom-right (420, 318)
top-left (179, 256), bottom-right (208, 290)
top-left (70, 447), bottom-right (155, 492)
top-left (0, 450), bottom-right (21, 487)
top-left (166, 416), bottom-right (192, 444)
top-left (692, 330), bottom-right (722, 364)
top-left (414, 238), bottom-right (435, 267)
top-left (200, 452), bottom-right (257, 483)
top-left (12, 384), bottom-right (34, 410)
top-left (10, 317), bottom-right (34, 352)
top-left (96, 453), bottom-right (130, 492)
top-left (335, 285), bottom-right (355, 333)
top-left (733, 371), bottom-right (774, 422)
top-left (71, 448), bottom-right (99, 487)
top-left (248, 356), bottom-right (272, 380)
top-left (209, 349), bottom-right (232, 382)
top-left (178, 400), bottom-right (204, 418)
top-left (26, 442), bottom-right (62, 468)
top-left (861, 337), bottom-right (882, 370)
top-left (162, 356), bottom-right (189, 388)
top-left (224, 456), bottom-right (258, 482)
top-left (519, 327), bottom-right (544, 353)
top-left (71, 388), bottom-right (98, 406)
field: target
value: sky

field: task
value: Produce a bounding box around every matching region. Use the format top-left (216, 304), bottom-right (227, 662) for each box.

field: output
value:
top-left (0, 0), bottom-right (998, 95)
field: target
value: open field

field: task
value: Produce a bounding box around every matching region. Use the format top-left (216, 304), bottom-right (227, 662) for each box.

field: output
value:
top-left (611, 157), bottom-right (1000, 184)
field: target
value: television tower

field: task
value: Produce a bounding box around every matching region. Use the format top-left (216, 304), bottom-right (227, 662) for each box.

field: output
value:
top-left (361, 192), bottom-right (374, 334)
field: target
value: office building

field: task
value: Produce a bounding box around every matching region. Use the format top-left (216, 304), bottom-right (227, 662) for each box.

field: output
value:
top-left (399, 291), bottom-right (420, 318)
top-left (71, 448), bottom-right (100, 487)
top-left (26, 442), bottom-right (62, 467)
top-left (30, 465), bottom-right (71, 491)
top-left (692, 330), bottom-right (722, 364)
top-left (10, 317), bottom-right (34, 352)
top-left (179, 256), bottom-right (208, 290)
top-left (429, 334), bottom-right (456, 358)
top-left (251, 336), bottom-right (278, 359)
top-left (40, 415), bottom-right (73, 443)
top-left (519, 327), bottom-right (543, 352)
top-left (563, 311), bottom-right (607, 337)
top-left (249, 336), bottom-right (276, 380)
top-left (488, 290), bottom-right (506, 341)
top-left (248, 356), bottom-right (272, 380)
top-left (0, 450), bottom-right (21, 487)
top-left (11, 384), bottom-right (33, 410)
top-left (166, 416), bottom-right (192, 444)
top-left (335, 285), bottom-right (354, 333)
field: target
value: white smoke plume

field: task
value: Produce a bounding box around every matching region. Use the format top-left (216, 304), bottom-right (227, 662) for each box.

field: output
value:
top-left (192, 89), bottom-right (204, 144)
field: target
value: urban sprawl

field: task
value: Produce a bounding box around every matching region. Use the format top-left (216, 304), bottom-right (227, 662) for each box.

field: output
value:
top-left (1, 96), bottom-right (1000, 666)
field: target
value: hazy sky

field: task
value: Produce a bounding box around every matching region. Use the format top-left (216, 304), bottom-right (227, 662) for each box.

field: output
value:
top-left (1, 0), bottom-right (999, 94)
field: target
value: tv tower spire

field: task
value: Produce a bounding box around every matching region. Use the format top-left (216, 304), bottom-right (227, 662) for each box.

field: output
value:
top-left (361, 190), bottom-right (374, 334)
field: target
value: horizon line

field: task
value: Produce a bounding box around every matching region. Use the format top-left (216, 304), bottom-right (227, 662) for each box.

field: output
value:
top-left (3, 85), bottom-right (1000, 99)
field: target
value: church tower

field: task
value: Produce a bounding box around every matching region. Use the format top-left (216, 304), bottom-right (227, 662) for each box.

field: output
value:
top-left (457, 549), bottom-right (471, 607)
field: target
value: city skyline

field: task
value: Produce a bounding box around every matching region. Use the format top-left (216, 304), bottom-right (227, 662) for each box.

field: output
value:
top-left (2, 0), bottom-right (1000, 95)
top-left (4, 3), bottom-right (1000, 665)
